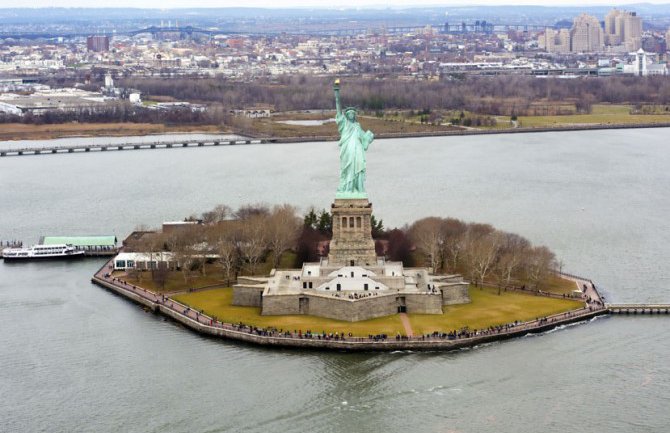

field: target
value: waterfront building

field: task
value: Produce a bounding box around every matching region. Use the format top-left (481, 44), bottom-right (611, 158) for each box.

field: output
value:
top-left (570, 14), bottom-right (604, 53)
top-left (113, 252), bottom-right (176, 270)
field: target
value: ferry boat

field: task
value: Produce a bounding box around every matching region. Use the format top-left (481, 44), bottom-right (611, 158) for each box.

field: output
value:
top-left (1, 244), bottom-right (85, 261)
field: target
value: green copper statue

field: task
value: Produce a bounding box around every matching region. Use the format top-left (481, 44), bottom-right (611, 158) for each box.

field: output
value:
top-left (334, 79), bottom-right (374, 199)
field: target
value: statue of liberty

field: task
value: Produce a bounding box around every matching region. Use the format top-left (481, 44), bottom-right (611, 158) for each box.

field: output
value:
top-left (333, 79), bottom-right (374, 198)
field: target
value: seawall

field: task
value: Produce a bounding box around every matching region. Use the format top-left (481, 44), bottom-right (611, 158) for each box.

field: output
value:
top-left (91, 273), bottom-right (607, 352)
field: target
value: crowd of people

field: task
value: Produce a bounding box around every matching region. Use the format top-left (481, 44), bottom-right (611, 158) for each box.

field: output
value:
top-left (99, 264), bottom-right (605, 346)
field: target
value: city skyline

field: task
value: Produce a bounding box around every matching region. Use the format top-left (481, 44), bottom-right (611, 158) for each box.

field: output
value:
top-left (4, 1), bottom-right (670, 9)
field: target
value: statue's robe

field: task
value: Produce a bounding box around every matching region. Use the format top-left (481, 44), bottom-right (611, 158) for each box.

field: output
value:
top-left (336, 112), bottom-right (374, 194)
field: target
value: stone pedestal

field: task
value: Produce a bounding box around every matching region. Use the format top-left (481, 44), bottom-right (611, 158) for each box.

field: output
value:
top-left (328, 198), bottom-right (377, 266)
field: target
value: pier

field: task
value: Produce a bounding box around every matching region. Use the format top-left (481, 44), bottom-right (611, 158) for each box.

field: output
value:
top-left (0, 137), bottom-right (262, 157)
top-left (606, 304), bottom-right (670, 315)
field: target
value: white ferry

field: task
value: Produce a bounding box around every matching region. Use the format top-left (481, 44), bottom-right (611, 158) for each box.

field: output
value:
top-left (2, 244), bottom-right (85, 261)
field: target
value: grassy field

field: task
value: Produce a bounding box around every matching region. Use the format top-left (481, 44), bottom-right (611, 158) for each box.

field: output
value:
top-left (173, 285), bottom-right (583, 337)
top-left (173, 288), bottom-right (406, 336)
top-left (242, 115), bottom-right (458, 138)
top-left (543, 274), bottom-right (579, 295)
top-left (409, 286), bottom-right (582, 335)
top-left (518, 104), bottom-right (670, 128)
top-left (123, 270), bottom-right (227, 294)
top-left (0, 123), bottom-right (227, 141)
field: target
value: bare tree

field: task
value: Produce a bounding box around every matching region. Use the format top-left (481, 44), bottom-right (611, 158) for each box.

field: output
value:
top-left (525, 246), bottom-right (557, 290)
top-left (267, 204), bottom-right (301, 268)
top-left (239, 215), bottom-right (269, 275)
top-left (493, 232), bottom-right (531, 294)
top-left (408, 217), bottom-right (444, 272)
top-left (207, 222), bottom-right (242, 286)
top-left (201, 204), bottom-right (232, 224)
top-left (465, 230), bottom-right (502, 288)
top-left (440, 218), bottom-right (468, 273)
top-left (234, 203), bottom-right (270, 220)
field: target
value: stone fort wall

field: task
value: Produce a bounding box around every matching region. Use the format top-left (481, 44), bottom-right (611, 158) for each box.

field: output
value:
top-left (232, 285), bottom-right (264, 307)
top-left (442, 283), bottom-right (471, 305)
top-left (260, 291), bottom-right (450, 322)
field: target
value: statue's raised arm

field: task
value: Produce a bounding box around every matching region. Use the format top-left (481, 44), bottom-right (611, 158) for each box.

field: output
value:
top-left (334, 78), bottom-right (342, 117)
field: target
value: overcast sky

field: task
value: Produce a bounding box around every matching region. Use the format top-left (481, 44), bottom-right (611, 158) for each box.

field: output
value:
top-left (3, 1), bottom-right (670, 8)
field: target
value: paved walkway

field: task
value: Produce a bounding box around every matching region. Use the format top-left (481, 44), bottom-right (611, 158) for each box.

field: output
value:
top-left (559, 272), bottom-right (606, 310)
top-left (93, 258), bottom-right (608, 349)
top-left (399, 313), bottom-right (413, 337)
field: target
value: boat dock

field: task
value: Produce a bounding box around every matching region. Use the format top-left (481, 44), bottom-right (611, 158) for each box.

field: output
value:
top-left (606, 304), bottom-right (670, 314)
top-left (0, 137), bottom-right (263, 157)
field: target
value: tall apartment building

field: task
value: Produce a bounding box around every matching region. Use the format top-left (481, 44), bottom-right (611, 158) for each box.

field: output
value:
top-left (541, 28), bottom-right (571, 53)
top-left (87, 35), bottom-right (110, 52)
top-left (604, 9), bottom-right (642, 51)
top-left (605, 9), bottom-right (622, 45)
top-left (666, 28), bottom-right (670, 51)
top-left (570, 14), bottom-right (604, 52)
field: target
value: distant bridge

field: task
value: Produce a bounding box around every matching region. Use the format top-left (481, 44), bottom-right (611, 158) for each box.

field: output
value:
top-left (0, 21), bottom-right (553, 40)
top-left (0, 137), bottom-right (261, 157)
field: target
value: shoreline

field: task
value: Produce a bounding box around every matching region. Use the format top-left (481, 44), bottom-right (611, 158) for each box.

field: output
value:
top-left (90, 259), bottom-right (609, 352)
top-left (1, 121), bottom-right (669, 144)
top-left (260, 121), bottom-right (670, 143)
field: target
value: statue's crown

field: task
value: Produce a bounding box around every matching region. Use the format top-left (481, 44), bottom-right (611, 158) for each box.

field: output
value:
top-left (344, 107), bottom-right (358, 114)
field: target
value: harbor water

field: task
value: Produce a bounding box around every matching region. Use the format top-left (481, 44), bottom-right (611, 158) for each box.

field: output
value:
top-left (1, 129), bottom-right (669, 432)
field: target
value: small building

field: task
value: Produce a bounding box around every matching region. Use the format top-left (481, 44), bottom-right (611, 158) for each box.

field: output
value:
top-left (40, 235), bottom-right (117, 254)
top-left (162, 221), bottom-right (201, 234)
top-left (113, 252), bottom-right (176, 271)
top-left (230, 105), bottom-right (274, 118)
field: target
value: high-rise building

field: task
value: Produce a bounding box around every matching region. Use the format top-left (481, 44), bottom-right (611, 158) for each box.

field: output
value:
top-left (541, 28), bottom-right (570, 53)
top-left (622, 12), bottom-right (642, 51)
top-left (605, 9), bottom-right (622, 45)
top-left (666, 28), bottom-right (670, 51)
top-left (570, 14), bottom-right (604, 52)
top-left (87, 35), bottom-right (110, 52)
top-left (604, 9), bottom-right (642, 51)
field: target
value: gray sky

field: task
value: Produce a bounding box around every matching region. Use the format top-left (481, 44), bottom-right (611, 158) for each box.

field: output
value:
top-left (4, 1), bottom-right (670, 8)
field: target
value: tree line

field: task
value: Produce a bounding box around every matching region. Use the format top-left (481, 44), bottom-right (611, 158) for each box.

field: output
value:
top-left (405, 217), bottom-right (556, 292)
top-left (120, 74), bottom-right (670, 115)
top-left (127, 203), bottom-right (558, 292)
top-left (0, 102), bottom-right (223, 125)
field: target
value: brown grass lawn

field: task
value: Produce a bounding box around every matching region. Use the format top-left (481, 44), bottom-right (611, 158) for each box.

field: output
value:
top-left (173, 285), bottom-right (583, 337)
top-left (408, 285), bottom-right (583, 335)
top-left (173, 288), bottom-right (405, 336)
top-left (123, 269), bottom-right (227, 294)
top-left (245, 116), bottom-right (458, 138)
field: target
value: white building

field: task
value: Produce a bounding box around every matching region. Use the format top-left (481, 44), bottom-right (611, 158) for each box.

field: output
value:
top-left (113, 252), bottom-right (176, 270)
